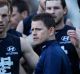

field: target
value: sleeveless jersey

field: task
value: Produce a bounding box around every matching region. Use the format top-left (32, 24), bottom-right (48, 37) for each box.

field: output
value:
top-left (8, 29), bottom-right (22, 37)
top-left (0, 33), bottom-right (22, 74)
top-left (23, 14), bottom-right (34, 36)
top-left (55, 25), bottom-right (80, 74)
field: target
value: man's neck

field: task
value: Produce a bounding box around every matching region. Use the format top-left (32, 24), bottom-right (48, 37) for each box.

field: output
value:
top-left (0, 32), bottom-right (7, 38)
top-left (48, 34), bottom-right (56, 41)
top-left (55, 20), bottom-right (65, 30)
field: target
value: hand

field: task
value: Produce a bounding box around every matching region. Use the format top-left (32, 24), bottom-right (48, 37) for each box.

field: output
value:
top-left (67, 30), bottom-right (79, 47)
top-left (67, 29), bottom-right (80, 59)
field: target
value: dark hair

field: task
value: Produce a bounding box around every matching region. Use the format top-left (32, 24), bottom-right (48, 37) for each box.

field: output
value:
top-left (77, 0), bottom-right (80, 9)
top-left (46, 0), bottom-right (66, 9)
top-left (32, 13), bottom-right (56, 29)
top-left (61, 0), bottom-right (66, 9)
top-left (12, 0), bottom-right (29, 14)
top-left (0, 0), bottom-right (7, 6)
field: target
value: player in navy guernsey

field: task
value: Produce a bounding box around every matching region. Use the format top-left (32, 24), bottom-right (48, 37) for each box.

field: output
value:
top-left (15, 0), bottom-right (80, 74)
top-left (0, 0), bottom-right (39, 74)
top-left (45, 0), bottom-right (80, 74)
top-left (31, 13), bottom-right (72, 74)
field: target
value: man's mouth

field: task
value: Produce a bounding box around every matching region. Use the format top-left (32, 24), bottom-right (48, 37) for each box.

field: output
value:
top-left (0, 24), bottom-right (5, 32)
top-left (33, 37), bottom-right (39, 40)
top-left (52, 15), bottom-right (56, 18)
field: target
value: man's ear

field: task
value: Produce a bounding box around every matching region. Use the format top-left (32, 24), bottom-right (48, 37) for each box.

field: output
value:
top-left (21, 11), bottom-right (28, 19)
top-left (64, 7), bottom-right (68, 15)
top-left (48, 27), bottom-right (55, 36)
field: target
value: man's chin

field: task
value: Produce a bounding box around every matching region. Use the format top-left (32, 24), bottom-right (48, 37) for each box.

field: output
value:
top-left (0, 30), bottom-right (5, 34)
top-left (33, 42), bottom-right (41, 46)
top-left (0, 31), bottom-right (3, 34)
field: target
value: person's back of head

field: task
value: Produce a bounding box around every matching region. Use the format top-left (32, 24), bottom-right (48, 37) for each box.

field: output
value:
top-left (10, 0), bottom-right (30, 29)
top-left (12, 0), bottom-right (29, 15)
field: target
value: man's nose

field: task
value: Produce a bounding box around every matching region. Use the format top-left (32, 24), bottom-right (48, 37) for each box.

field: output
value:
top-left (46, 8), bottom-right (55, 14)
top-left (0, 15), bottom-right (2, 22)
top-left (50, 8), bottom-right (55, 14)
top-left (32, 30), bottom-right (37, 36)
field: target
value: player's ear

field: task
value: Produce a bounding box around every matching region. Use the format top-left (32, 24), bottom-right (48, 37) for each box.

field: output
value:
top-left (64, 7), bottom-right (67, 15)
top-left (48, 27), bottom-right (55, 36)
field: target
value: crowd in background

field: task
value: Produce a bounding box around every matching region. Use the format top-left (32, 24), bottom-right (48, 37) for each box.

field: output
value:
top-left (0, 0), bottom-right (80, 74)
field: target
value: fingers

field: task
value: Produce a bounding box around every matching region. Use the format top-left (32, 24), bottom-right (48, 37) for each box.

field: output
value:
top-left (67, 30), bottom-right (78, 47)
top-left (67, 30), bottom-right (77, 38)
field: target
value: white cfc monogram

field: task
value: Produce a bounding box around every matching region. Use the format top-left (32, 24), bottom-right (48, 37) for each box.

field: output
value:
top-left (0, 57), bottom-right (13, 74)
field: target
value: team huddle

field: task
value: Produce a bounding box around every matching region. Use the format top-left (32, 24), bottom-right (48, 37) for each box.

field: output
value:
top-left (0, 0), bottom-right (80, 74)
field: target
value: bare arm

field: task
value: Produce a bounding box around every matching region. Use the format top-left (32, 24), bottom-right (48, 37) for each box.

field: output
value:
top-left (19, 64), bottom-right (27, 74)
top-left (16, 21), bottom-right (24, 33)
top-left (20, 37), bottom-right (39, 69)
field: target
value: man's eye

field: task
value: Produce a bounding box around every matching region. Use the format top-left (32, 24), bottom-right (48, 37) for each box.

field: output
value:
top-left (31, 29), bottom-right (34, 31)
top-left (36, 28), bottom-right (42, 31)
top-left (54, 7), bottom-right (59, 9)
top-left (2, 14), bottom-right (7, 17)
top-left (31, 28), bottom-right (42, 31)
top-left (12, 14), bottom-right (16, 17)
top-left (47, 7), bottom-right (51, 10)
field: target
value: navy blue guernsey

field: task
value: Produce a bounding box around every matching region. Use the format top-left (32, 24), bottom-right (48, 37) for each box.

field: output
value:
top-left (23, 14), bottom-right (34, 36)
top-left (55, 25), bottom-right (80, 74)
top-left (0, 33), bottom-right (22, 74)
top-left (35, 40), bottom-right (72, 74)
top-left (8, 29), bottom-right (22, 37)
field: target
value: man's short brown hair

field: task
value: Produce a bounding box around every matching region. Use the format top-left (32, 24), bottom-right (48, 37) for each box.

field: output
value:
top-left (0, 0), bottom-right (12, 13)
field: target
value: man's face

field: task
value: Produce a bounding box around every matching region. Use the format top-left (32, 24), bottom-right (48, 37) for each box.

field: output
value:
top-left (10, 6), bottom-right (21, 29)
top-left (45, 0), bottom-right (66, 24)
top-left (0, 5), bottom-right (9, 33)
top-left (31, 20), bottom-right (50, 45)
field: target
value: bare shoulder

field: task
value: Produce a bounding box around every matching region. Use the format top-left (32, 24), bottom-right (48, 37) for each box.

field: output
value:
top-left (16, 20), bottom-right (23, 33)
top-left (20, 37), bottom-right (39, 68)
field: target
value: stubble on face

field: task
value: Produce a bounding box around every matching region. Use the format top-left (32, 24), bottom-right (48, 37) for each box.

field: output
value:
top-left (45, 0), bottom-right (65, 27)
